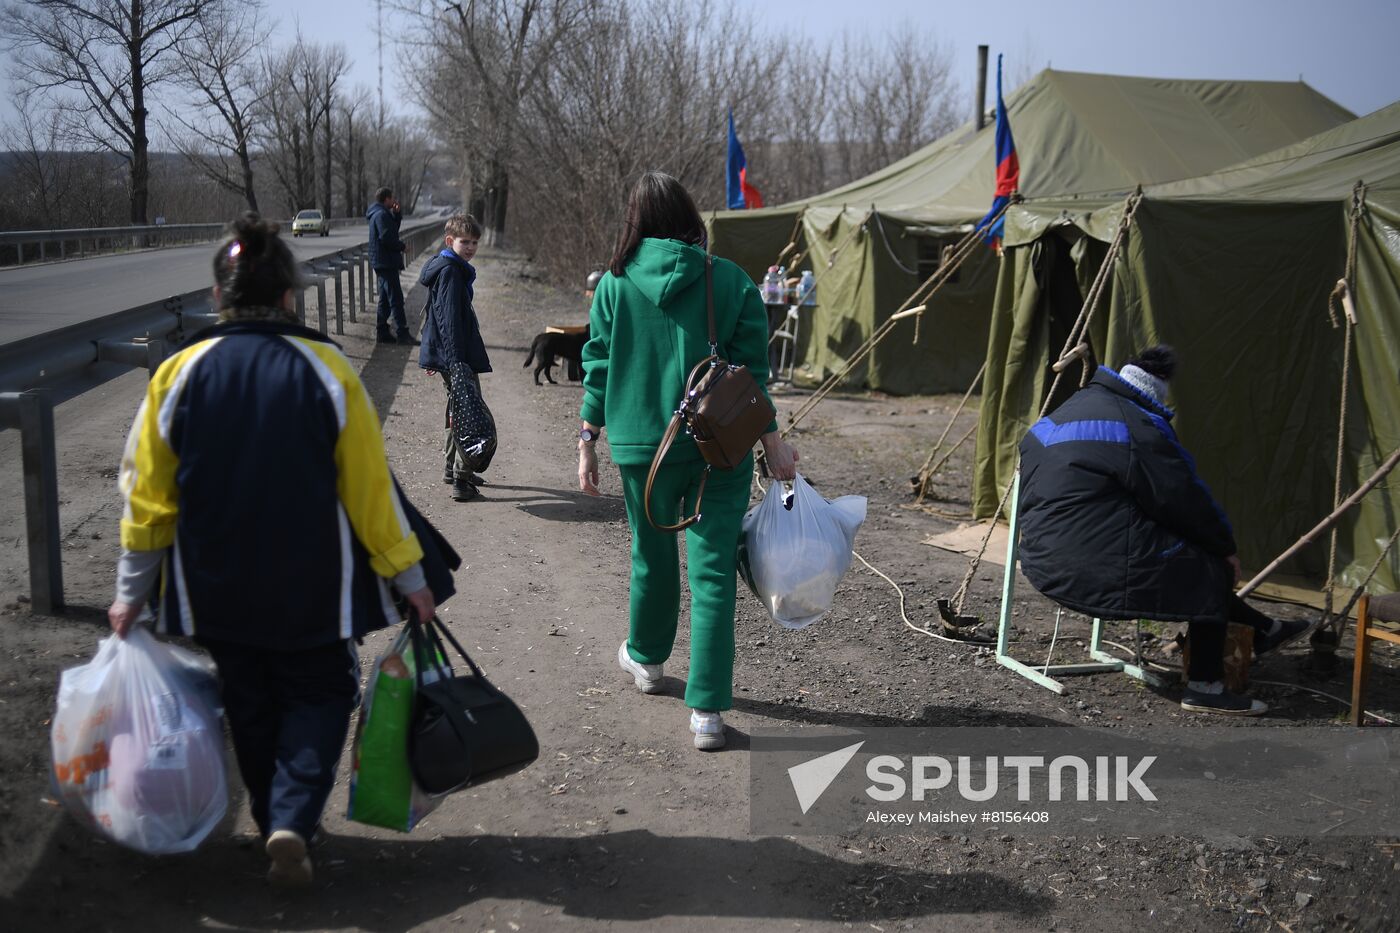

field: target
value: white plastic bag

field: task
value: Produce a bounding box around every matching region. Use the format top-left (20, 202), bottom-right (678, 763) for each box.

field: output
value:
top-left (51, 627), bottom-right (227, 854)
top-left (740, 474), bottom-right (867, 630)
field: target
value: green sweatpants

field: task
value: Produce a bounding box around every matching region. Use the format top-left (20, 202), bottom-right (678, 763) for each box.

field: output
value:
top-left (617, 454), bottom-right (753, 712)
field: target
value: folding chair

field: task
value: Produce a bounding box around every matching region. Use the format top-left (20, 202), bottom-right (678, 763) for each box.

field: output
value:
top-left (996, 470), bottom-right (1167, 694)
top-left (1350, 591), bottom-right (1400, 725)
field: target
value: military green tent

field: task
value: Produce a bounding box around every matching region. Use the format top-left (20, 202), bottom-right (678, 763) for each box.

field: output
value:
top-left (708, 69), bottom-right (1353, 394)
top-left (974, 101), bottom-right (1400, 594)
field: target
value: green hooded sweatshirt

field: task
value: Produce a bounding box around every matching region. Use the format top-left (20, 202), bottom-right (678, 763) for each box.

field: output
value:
top-left (580, 237), bottom-right (777, 466)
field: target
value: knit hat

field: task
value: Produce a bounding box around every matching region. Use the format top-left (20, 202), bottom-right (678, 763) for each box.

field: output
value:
top-left (1119, 364), bottom-right (1168, 407)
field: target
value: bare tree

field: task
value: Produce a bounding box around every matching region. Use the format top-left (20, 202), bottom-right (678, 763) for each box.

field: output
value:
top-left (501, 0), bottom-right (784, 278)
top-left (337, 85), bottom-right (374, 217)
top-left (750, 46), bottom-right (834, 205)
top-left (167, 2), bottom-right (271, 211)
top-left (318, 44), bottom-right (349, 215)
top-left (0, 103), bottom-right (80, 225)
top-left (397, 0), bottom-right (959, 286)
top-left (2, 0), bottom-right (222, 224)
top-left (826, 27), bottom-right (959, 183)
top-left (255, 36), bottom-right (348, 215)
top-left (404, 0), bottom-right (590, 246)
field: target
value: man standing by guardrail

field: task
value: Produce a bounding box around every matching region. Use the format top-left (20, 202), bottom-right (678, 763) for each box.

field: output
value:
top-left (367, 187), bottom-right (412, 344)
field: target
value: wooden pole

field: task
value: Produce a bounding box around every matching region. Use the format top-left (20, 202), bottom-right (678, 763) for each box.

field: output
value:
top-left (1237, 445), bottom-right (1400, 598)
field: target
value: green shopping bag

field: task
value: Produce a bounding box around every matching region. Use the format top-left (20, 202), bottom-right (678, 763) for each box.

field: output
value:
top-left (347, 626), bottom-right (443, 832)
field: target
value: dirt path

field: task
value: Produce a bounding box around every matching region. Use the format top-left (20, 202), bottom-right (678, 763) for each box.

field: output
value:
top-left (1, 249), bottom-right (1396, 932)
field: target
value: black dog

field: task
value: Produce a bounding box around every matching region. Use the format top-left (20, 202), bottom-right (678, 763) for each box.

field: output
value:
top-left (523, 328), bottom-right (588, 385)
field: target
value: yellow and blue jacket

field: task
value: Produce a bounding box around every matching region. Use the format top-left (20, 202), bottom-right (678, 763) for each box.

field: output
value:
top-left (119, 318), bottom-right (424, 649)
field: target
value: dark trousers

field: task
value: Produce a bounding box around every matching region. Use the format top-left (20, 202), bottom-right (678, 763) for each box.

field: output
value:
top-left (1187, 595), bottom-right (1274, 681)
top-left (375, 268), bottom-right (407, 335)
top-left (198, 638), bottom-right (360, 838)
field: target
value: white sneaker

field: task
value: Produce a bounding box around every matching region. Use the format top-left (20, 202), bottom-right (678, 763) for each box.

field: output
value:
top-left (265, 828), bottom-right (313, 889)
top-left (690, 710), bottom-right (726, 750)
top-left (618, 642), bottom-right (663, 694)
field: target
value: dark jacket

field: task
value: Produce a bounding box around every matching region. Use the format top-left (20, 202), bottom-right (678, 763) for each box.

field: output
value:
top-left (418, 250), bottom-right (491, 373)
top-left (120, 319), bottom-right (433, 649)
top-left (366, 201), bottom-right (404, 270)
top-left (1017, 367), bottom-right (1237, 624)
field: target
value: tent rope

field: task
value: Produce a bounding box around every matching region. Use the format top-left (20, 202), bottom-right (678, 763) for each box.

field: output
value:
top-left (948, 188), bottom-right (1144, 614)
top-left (912, 360), bottom-right (986, 502)
top-left (871, 212), bottom-right (921, 276)
top-left (774, 209), bottom-right (807, 267)
top-left (1322, 181), bottom-right (1367, 629)
top-left (780, 200), bottom-right (1011, 438)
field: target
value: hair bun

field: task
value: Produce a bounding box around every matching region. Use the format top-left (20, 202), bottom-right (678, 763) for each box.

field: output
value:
top-left (231, 212), bottom-right (274, 253)
top-left (1128, 344), bottom-right (1177, 380)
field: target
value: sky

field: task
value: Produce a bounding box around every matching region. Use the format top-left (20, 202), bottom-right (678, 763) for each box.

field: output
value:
top-left (3, 0), bottom-right (1399, 135)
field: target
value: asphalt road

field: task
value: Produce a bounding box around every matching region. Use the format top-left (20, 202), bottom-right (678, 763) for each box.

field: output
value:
top-left (0, 218), bottom-right (435, 345)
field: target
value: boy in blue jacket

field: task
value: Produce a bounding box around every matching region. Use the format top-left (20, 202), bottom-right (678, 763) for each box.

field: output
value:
top-left (419, 214), bottom-right (495, 501)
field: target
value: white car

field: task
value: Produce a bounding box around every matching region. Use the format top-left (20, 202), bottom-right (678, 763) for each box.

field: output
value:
top-left (292, 209), bottom-right (329, 237)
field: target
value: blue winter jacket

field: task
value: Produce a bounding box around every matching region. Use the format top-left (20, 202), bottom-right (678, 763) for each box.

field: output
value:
top-left (366, 201), bottom-right (404, 270)
top-left (1017, 367), bottom-right (1237, 624)
top-left (419, 250), bottom-right (492, 373)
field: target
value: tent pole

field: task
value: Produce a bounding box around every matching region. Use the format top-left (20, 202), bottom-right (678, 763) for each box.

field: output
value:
top-left (1237, 444), bottom-right (1400, 599)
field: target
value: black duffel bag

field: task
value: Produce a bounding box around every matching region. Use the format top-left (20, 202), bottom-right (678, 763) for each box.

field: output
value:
top-left (407, 612), bottom-right (538, 795)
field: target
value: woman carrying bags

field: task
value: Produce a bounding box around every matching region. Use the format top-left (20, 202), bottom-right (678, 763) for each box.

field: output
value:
top-left (107, 213), bottom-right (437, 888)
top-left (576, 172), bottom-right (798, 750)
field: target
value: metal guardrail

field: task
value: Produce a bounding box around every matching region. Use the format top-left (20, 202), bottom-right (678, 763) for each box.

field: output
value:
top-left (0, 215), bottom-right (366, 266)
top-left (0, 217), bottom-right (443, 612)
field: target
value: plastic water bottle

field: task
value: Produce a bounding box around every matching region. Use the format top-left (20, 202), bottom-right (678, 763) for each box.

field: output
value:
top-left (796, 270), bottom-right (816, 306)
top-left (761, 265), bottom-right (783, 304)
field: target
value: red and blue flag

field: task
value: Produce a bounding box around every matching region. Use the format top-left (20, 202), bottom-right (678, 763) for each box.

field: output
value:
top-left (976, 54), bottom-right (1019, 246)
top-left (726, 109), bottom-right (764, 210)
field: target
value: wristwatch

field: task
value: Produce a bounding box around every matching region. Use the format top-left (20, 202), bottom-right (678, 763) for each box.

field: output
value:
top-left (579, 427), bottom-right (600, 444)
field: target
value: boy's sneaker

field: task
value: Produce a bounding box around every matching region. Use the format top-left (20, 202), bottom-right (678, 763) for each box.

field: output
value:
top-left (690, 710), bottom-right (726, 750)
top-left (265, 829), bottom-right (313, 889)
top-left (451, 480), bottom-right (479, 502)
top-left (1254, 618), bottom-right (1312, 656)
top-left (617, 641), bottom-right (663, 694)
top-left (1181, 683), bottom-right (1268, 717)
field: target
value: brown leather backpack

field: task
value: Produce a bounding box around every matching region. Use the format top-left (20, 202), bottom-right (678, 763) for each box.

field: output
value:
top-left (644, 256), bottom-right (776, 533)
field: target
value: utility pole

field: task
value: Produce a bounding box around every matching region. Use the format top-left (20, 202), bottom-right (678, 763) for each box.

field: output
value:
top-left (376, 0), bottom-right (385, 188)
top-left (377, 0), bottom-right (385, 129)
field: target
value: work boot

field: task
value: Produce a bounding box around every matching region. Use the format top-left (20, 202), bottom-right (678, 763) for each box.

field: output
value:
top-left (1254, 618), bottom-right (1312, 656)
top-left (1181, 681), bottom-right (1268, 717)
top-left (617, 641), bottom-right (663, 694)
top-left (451, 480), bottom-right (479, 502)
top-left (690, 710), bottom-right (726, 750)
top-left (265, 829), bottom-right (313, 889)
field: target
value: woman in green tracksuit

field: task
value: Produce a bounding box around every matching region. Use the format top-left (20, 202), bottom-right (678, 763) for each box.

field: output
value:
top-left (576, 172), bottom-right (798, 751)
